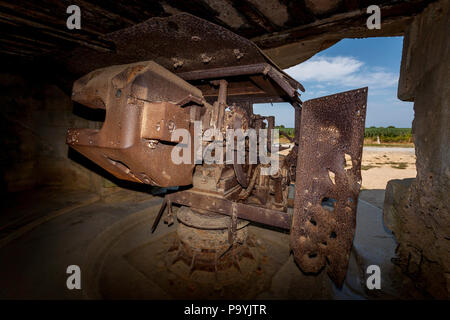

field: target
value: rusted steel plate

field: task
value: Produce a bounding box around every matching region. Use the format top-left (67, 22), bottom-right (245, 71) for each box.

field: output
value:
top-left (63, 13), bottom-right (301, 86)
top-left (60, 14), bottom-right (303, 105)
top-left (291, 87), bottom-right (368, 287)
top-left (167, 190), bottom-right (291, 230)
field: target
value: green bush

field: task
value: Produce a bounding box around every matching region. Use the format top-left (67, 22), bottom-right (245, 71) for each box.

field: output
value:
top-left (275, 126), bottom-right (412, 143)
top-left (275, 126), bottom-right (295, 137)
top-left (364, 127), bottom-right (412, 143)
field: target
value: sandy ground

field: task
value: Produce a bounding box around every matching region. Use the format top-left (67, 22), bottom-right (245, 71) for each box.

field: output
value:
top-left (360, 147), bottom-right (416, 189)
top-left (360, 146), bottom-right (416, 208)
top-left (280, 145), bottom-right (416, 189)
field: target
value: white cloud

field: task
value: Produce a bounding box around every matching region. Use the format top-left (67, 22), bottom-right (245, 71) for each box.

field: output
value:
top-left (284, 55), bottom-right (398, 89)
top-left (285, 56), bottom-right (362, 81)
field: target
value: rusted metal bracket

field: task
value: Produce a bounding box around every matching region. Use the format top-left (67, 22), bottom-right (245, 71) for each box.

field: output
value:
top-left (178, 63), bottom-right (304, 98)
top-left (163, 200), bottom-right (174, 226)
top-left (291, 87), bottom-right (368, 287)
top-left (151, 198), bottom-right (175, 233)
top-left (151, 198), bottom-right (167, 233)
top-left (165, 190), bottom-right (291, 230)
top-left (228, 203), bottom-right (238, 245)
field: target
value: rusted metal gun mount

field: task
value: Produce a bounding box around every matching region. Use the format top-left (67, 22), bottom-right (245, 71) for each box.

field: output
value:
top-left (66, 14), bottom-right (367, 288)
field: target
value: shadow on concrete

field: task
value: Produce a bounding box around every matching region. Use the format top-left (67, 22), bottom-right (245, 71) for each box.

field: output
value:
top-left (359, 189), bottom-right (386, 209)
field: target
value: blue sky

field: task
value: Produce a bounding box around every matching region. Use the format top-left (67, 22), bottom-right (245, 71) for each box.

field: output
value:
top-left (254, 37), bottom-right (414, 128)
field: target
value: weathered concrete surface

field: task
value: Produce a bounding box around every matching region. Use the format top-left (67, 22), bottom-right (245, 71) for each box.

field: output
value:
top-left (0, 186), bottom-right (417, 299)
top-left (0, 1), bottom-right (433, 69)
top-left (384, 179), bottom-right (415, 232)
top-left (0, 72), bottom-right (134, 199)
top-left (384, 0), bottom-right (450, 299)
top-left (0, 188), bottom-right (160, 299)
top-left (0, 73), bottom-right (96, 193)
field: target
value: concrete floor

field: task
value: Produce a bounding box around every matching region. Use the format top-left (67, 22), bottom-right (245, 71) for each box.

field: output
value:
top-left (0, 187), bottom-right (422, 299)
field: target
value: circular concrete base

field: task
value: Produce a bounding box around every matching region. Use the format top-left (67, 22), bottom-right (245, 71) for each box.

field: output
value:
top-left (83, 205), bottom-right (288, 299)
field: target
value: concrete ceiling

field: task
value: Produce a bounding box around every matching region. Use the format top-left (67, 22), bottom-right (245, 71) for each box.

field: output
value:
top-left (0, 0), bottom-right (434, 71)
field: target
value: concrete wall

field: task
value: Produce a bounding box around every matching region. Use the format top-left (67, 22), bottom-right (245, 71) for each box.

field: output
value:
top-left (0, 71), bottom-right (104, 194)
top-left (384, 0), bottom-right (449, 299)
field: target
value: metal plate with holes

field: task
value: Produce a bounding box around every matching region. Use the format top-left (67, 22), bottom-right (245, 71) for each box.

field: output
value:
top-left (291, 87), bottom-right (368, 287)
